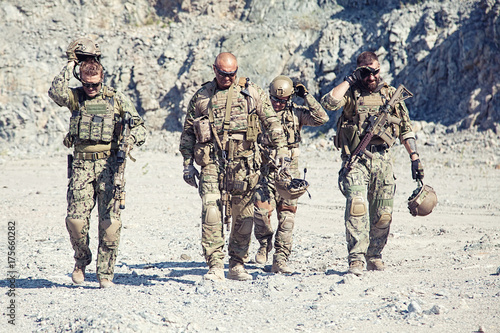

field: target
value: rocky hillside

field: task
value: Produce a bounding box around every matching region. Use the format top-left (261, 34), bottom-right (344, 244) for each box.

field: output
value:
top-left (0, 0), bottom-right (499, 155)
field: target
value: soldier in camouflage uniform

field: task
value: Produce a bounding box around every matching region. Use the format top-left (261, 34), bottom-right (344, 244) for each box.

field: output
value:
top-left (253, 76), bottom-right (329, 273)
top-left (320, 51), bottom-right (424, 276)
top-left (48, 38), bottom-right (146, 288)
top-left (179, 52), bottom-right (288, 281)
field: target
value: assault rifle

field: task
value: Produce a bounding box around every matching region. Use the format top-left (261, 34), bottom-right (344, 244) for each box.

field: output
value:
top-left (220, 148), bottom-right (232, 233)
top-left (113, 111), bottom-right (135, 213)
top-left (339, 84), bottom-right (413, 179)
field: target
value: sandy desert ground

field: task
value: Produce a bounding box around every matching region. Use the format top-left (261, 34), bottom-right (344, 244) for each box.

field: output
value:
top-left (1, 127), bottom-right (499, 332)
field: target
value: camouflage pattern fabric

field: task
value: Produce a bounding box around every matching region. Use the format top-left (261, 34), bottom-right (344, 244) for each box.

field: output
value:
top-left (66, 158), bottom-right (122, 280)
top-left (49, 62), bottom-right (146, 281)
top-left (254, 94), bottom-right (328, 262)
top-left (338, 150), bottom-right (395, 264)
top-left (179, 78), bottom-right (288, 269)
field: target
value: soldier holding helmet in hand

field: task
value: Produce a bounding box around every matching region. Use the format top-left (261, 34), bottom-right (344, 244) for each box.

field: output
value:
top-left (48, 37), bottom-right (146, 288)
top-left (321, 51), bottom-right (425, 276)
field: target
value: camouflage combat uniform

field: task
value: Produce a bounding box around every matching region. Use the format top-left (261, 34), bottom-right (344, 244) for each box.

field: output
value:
top-left (179, 78), bottom-right (287, 271)
top-left (254, 94), bottom-right (328, 265)
top-left (321, 82), bottom-right (414, 265)
top-left (48, 62), bottom-right (146, 281)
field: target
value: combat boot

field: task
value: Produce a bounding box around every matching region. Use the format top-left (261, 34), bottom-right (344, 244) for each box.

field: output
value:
top-left (204, 264), bottom-right (225, 281)
top-left (255, 247), bottom-right (268, 265)
top-left (271, 259), bottom-right (292, 274)
top-left (227, 264), bottom-right (252, 281)
top-left (366, 258), bottom-right (385, 271)
top-left (71, 265), bottom-right (85, 284)
top-left (99, 278), bottom-right (115, 288)
top-left (347, 260), bottom-right (364, 276)
top-left (256, 240), bottom-right (273, 265)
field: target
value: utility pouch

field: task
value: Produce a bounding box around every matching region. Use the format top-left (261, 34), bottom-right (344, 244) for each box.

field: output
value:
top-left (227, 161), bottom-right (247, 195)
top-left (101, 115), bottom-right (114, 142)
top-left (246, 113), bottom-right (261, 142)
top-left (79, 114), bottom-right (92, 140)
top-left (90, 115), bottom-right (103, 141)
top-left (339, 121), bottom-right (360, 155)
top-left (194, 142), bottom-right (214, 167)
top-left (193, 115), bottom-right (212, 143)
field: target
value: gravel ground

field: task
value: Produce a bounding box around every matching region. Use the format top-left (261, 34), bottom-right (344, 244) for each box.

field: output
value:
top-left (1, 126), bottom-right (499, 332)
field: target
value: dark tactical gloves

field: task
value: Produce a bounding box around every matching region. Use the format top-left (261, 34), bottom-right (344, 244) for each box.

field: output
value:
top-left (183, 164), bottom-right (200, 188)
top-left (294, 83), bottom-right (309, 98)
top-left (66, 40), bottom-right (79, 62)
top-left (411, 159), bottom-right (424, 180)
top-left (344, 67), bottom-right (363, 86)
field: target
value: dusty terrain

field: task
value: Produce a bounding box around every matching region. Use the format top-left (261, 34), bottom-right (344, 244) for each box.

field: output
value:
top-left (1, 128), bottom-right (499, 332)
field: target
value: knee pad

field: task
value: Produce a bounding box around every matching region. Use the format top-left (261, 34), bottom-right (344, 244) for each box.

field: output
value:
top-left (204, 205), bottom-right (221, 226)
top-left (279, 212), bottom-right (295, 231)
top-left (375, 213), bottom-right (392, 229)
top-left (349, 196), bottom-right (367, 217)
top-left (66, 218), bottom-right (85, 239)
top-left (102, 218), bottom-right (121, 243)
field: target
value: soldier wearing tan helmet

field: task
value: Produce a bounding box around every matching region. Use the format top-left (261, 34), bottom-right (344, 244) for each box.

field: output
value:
top-left (253, 75), bottom-right (329, 274)
top-left (48, 37), bottom-right (146, 288)
top-left (321, 51), bottom-right (429, 276)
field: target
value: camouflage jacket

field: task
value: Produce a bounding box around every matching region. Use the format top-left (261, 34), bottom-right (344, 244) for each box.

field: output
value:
top-left (321, 81), bottom-right (415, 146)
top-left (48, 62), bottom-right (147, 152)
top-left (179, 78), bottom-right (287, 168)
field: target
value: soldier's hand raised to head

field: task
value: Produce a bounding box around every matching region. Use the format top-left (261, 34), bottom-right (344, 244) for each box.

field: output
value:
top-left (66, 40), bottom-right (79, 63)
top-left (183, 164), bottom-right (200, 188)
top-left (294, 83), bottom-right (309, 98)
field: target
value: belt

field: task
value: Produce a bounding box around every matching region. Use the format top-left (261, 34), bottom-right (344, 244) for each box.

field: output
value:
top-left (74, 151), bottom-right (113, 161)
top-left (366, 143), bottom-right (389, 153)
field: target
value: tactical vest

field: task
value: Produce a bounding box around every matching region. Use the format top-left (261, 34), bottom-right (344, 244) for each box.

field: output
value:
top-left (337, 84), bottom-right (401, 155)
top-left (68, 86), bottom-right (118, 144)
top-left (261, 106), bottom-right (300, 149)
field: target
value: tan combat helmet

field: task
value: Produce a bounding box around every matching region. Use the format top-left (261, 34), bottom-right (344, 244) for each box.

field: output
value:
top-left (408, 182), bottom-right (437, 216)
top-left (269, 75), bottom-right (294, 98)
top-left (275, 169), bottom-right (310, 200)
top-left (72, 37), bottom-right (102, 61)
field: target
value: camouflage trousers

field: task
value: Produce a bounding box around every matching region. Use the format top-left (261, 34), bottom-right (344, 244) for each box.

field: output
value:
top-left (198, 163), bottom-right (225, 268)
top-left (199, 160), bottom-right (260, 268)
top-left (254, 165), bottom-right (300, 262)
top-left (339, 151), bottom-right (395, 264)
top-left (66, 156), bottom-right (121, 280)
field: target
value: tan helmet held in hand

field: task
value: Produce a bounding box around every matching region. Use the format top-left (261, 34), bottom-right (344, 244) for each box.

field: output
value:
top-left (69, 37), bottom-right (102, 61)
top-left (408, 182), bottom-right (437, 216)
top-left (269, 75), bottom-right (294, 98)
top-left (275, 169), bottom-right (310, 200)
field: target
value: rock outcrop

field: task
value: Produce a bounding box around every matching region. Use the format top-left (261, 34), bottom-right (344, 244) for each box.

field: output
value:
top-left (0, 0), bottom-right (498, 155)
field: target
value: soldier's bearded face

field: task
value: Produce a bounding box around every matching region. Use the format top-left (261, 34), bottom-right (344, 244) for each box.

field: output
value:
top-left (81, 73), bottom-right (102, 98)
top-left (360, 60), bottom-right (380, 93)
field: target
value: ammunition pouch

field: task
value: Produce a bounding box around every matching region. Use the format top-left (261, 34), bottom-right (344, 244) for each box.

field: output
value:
top-left (337, 118), bottom-right (360, 155)
top-left (226, 155), bottom-right (260, 196)
top-left (194, 142), bottom-right (215, 167)
top-left (193, 115), bottom-right (212, 143)
top-left (246, 113), bottom-right (261, 142)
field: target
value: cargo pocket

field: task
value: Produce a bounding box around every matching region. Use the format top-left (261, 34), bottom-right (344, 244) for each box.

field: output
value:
top-left (194, 142), bottom-right (214, 167)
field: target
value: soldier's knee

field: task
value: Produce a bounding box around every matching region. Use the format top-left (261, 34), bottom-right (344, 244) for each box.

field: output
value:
top-left (102, 218), bottom-right (121, 243)
top-left (375, 213), bottom-right (392, 229)
top-left (279, 212), bottom-right (295, 231)
top-left (66, 218), bottom-right (85, 239)
top-left (204, 205), bottom-right (221, 226)
top-left (349, 196), bottom-right (367, 217)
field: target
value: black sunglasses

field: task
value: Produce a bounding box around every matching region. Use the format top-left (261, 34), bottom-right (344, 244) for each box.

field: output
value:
top-left (214, 65), bottom-right (238, 78)
top-left (270, 95), bottom-right (288, 104)
top-left (82, 81), bottom-right (102, 89)
top-left (359, 67), bottom-right (380, 79)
